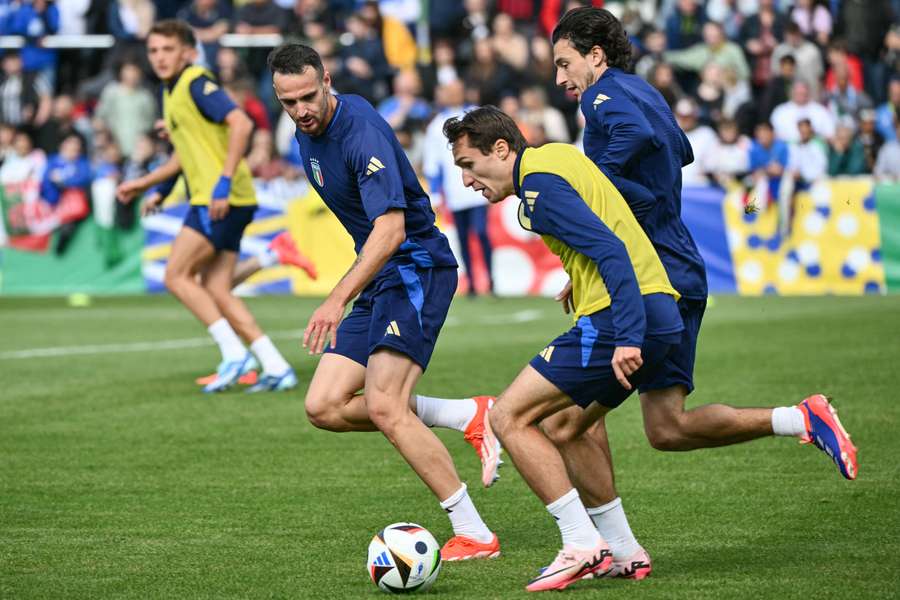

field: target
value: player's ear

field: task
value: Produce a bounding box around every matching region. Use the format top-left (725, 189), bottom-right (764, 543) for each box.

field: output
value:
top-left (494, 139), bottom-right (510, 160)
top-left (322, 70), bottom-right (331, 90)
top-left (590, 45), bottom-right (606, 68)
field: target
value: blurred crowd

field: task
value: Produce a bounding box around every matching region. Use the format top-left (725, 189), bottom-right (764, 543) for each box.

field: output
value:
top-left (2, 0), bottom-right (900, 256)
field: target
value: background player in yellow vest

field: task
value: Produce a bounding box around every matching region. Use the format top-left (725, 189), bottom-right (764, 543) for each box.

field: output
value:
top-left (444, 106), bottom-right (684, 592)
top-left (117, 20), bottom-right (296, 393)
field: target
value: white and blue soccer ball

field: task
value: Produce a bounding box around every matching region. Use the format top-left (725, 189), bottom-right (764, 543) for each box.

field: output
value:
top-left (367, 522), bottom-right (442, 594)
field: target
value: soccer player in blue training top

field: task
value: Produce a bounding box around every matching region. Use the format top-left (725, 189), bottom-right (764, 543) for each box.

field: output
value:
top-left (444, 105), bottom-right (685, 592)
top-left (539, 6), bottom-right (858, 579)
top-left (117, 19), bottom-right (297, 394)
top-left (267, 43), bottom-right (501, 561)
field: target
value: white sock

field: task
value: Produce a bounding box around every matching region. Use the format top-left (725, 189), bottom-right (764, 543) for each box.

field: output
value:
top-left (546, 488), bottom-right (603, 551)
top-left (256, 246), bottom-right (279, 268)
top-left (415, 395), bottom-right (477, 432)
top-left (439, 484), bottom-right (493, 543)
top-left (208, 318), bottom-right (246, 362)
top-left (250, 335), bottom-right (291, 376)
top-left (772, 406), bottom-right (806, 436)
top-left (587, 497), bottom-right (641, 558)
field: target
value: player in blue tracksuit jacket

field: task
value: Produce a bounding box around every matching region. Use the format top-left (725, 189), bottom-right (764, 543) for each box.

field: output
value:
top-left (268, 43), bottom-right (502, 561)
top-left (534, 6), bottom-right (858, 579)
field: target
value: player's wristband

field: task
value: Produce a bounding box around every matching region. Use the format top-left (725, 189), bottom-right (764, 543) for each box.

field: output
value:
top-left (212, 175), bottom-right (232, 201)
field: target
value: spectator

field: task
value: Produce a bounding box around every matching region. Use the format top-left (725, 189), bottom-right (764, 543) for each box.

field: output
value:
top-left (706, 118), bottom-right (751, 187)
top-left (378, 69), bottom-right (431, 132)
top-left (781, 118), bottom-right (828, 232)
top-left (429, 39), bottom-right (461, 89)
top-left (94, 61), bottom-right (156, 157)
top-left (771, 22), bottom-right (823, 96)
top-left (634, 28), bottom-right (667, 81)
top-left (665, 21), bottom-right (751, 85)
top-left (695, 62), bottom-right (725, 125)
top-left (825, 62), bottom-right (873, 121)
top-left (56, 0), bottom-right (93, 95)
top-left (463, 37), bottom-right (519, 107)
top-left (423, 79), bottom-right (493, 297)
top-left (491, 12), bottom-right (529, 72)
top-left (834, 0), bottom-right (894, 104)
top-left (108, 0), bottom-right (155, 41)
top-left (885, 23), bottom-right (900, 77)
top-left (759, 54), bottom-right (796, 123)
top-left (526, 36), bottom-right (578, 135)
top-left (339, 12), bottom-right (393, 104)
top-left (91, 139), bottom-right (127, 265)
top-left (858, 109), bottom-right (885, 172)
top-left (740, 0), bottom-right (785, 92)
top-left (771, 81), bottom-right (836, 143)
top-left (234, 0), bottom-right (288, 33)
top-left (828, 120), bottom-right (868, 175)
top-left (40, 132), bottom-right (91, 255)
top-left (748, 120), bottom-right (790, 208)
top-left (0, 122), bottom-right (15, 164)
top-left (214, 47), bottom-right (250, 88)
top-left (360, 1), bottom-right (418, 71)
top-left (824, 39), bottom-right (864, 94)
top-left (178, 0), bottom-right (232, 70)
top-left (875, 77), bottom-right (900, 142)
top-left (35, 95), bottom-right (88, 154)
top-left (675, 98), bottom-right (717, 185)
top-left (224, 78), bottom-right (271, 132)
top-left (0, 127), bottom-right (46, 203)
top-left (791, 0), bottom-right (832, 47)
top-left (3, 0), bottom-right (60, 89)
top-left (246, 128), bottom-right (284, 180)
top-left (519, 85), bottom-right (570, 143)
top-left (646, 62), bottom-right (683, 109)
top-left (0, 50), bottom-right (51, 128)
top-left (874, 120), bottom-right (900, 179)
top-left (665, 0), bottom-right (706, 50)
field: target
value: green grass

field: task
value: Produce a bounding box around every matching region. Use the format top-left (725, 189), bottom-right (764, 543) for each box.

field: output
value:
top-left (1, 294), bottom-right (898, 599)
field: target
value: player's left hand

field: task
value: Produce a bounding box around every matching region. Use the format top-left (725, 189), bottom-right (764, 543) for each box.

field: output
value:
top-left (304, 298), bottom-right (345, 355)
top-left (611, 346), bottom-right (642, 390)
top-left (555, 280), bottom-right (573, 314)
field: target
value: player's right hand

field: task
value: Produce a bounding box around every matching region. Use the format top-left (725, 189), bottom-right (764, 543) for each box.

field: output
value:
top-left (117, 180), bottom-right (144, 204)
top-left (555, 280), bottom-right (573, 314)
top-left (303, 298), bottom-right (345, 355)
top-left (611, 346), bottom-right (642, 391)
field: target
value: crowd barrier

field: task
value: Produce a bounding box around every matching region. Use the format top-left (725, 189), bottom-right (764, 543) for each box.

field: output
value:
top-left (1, 178), bottom-right (898, 296)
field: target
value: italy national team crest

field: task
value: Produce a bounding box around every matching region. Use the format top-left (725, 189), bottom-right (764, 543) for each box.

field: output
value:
top-left (310, 158), bottom-right (324, 187)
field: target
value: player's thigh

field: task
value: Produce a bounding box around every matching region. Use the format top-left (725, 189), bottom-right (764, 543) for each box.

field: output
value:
top-left (364, 348), bottom-right (423, 422)
top-left (167, 226), bottom-right (215, 279)
top-left (491, 364), bottom-right (578, 435)
top-left (305, 352), bottom-right (367, 417)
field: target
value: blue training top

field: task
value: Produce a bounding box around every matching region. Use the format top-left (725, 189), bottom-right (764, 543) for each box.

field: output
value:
top-left (581, 68), bottom-right (708, 300)
top-left (295, 94), bottom-right (457, 277)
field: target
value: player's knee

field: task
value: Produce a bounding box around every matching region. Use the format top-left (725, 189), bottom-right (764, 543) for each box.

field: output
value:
top-left (365, 390), bottom-right (406, 437)
top-left (304, 391), bottom-right (345, 431)
top-left (163, 267), bottom-right (185, 293)
top-left (487, 401), bottom-right (515, 439)
top-left (644, 421), bottom-right (687, 451)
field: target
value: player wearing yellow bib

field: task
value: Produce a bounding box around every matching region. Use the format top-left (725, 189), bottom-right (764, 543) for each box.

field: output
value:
top-left (444, 107), bottom-right (684, 592)
top-left (116, 20), bottom-right (296, 393)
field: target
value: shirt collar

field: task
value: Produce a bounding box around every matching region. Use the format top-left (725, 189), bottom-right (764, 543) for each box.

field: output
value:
top-left (512, 148), bottom-right (526, 197)
top-left (165, 67), bottom-right (188, 92)
top-left (321, 94), bottom-right (343, 137)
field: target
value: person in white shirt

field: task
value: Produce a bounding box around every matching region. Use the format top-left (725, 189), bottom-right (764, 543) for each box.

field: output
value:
top-left (874, 121), bottom-right (900, 180)
top-left (674, 98), bottom-right (718, 186)
top-left (779, 118), bottom-right (828, 235)
top-left (771, 80), bottom-right (836, 143)
top-left (423, 79), bottom-right (494, 296)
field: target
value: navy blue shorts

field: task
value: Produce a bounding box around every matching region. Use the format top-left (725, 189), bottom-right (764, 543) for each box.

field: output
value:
top-left (638, 297), bottom-right (706, 395)
top-left (183, 204), bottom-right (256, 252)
top-left (529, 296), bottom-right (683, 409)
top-left (326, 265), bottom-right (458, 371)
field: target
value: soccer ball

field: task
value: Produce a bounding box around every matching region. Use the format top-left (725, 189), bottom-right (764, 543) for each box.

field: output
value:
top-left (367, 522), bottom-right (442, 594)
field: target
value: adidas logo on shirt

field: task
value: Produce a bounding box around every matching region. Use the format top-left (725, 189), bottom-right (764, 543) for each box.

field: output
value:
top-left (366, 156), bottom-right (385, 176)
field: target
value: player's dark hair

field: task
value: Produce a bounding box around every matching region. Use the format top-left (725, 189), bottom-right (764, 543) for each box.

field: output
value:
top-left (148, 19), bottom-right (196, 47)
top-left (267, 43), bottom-right (325, 81)
top-left (442, 106), bottom-right (526, 155)
top-left (551, 7), bottom-right (632, 71)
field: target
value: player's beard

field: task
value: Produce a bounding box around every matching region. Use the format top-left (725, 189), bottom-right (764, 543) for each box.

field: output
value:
top-left (298, 91), bottom-right (333, 137)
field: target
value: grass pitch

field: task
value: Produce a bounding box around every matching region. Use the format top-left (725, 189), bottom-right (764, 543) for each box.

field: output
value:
top-left (1, 294), bottom-right (898, 599)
